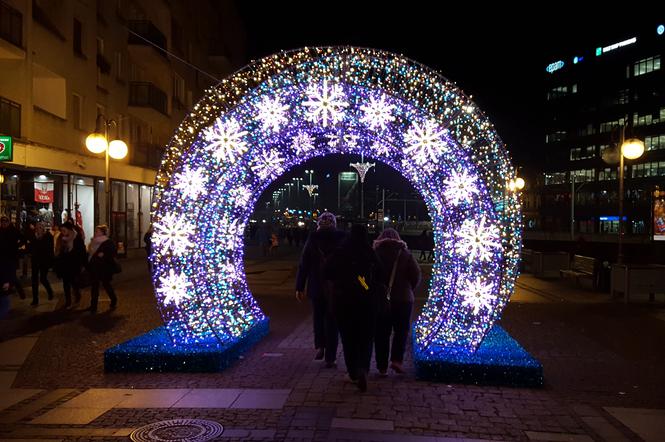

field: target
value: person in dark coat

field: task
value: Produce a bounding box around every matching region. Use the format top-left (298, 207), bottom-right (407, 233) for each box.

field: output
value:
top-left (295, 212), bottom-right (346, 366)
top-left (29, 222), bottom-right (55, 305)
top-left (0, 215), bottom-right (26, 299)
top-left (324, 224), bottom-right (383, 392)
top-left (87, 224), bottom-right (118, 313)
top-left (144, 224), bottom-right (153, 272)
top-left (373, 228), bottom-right (421, 375)
top-left (55, 222), bottom-right (86, 308)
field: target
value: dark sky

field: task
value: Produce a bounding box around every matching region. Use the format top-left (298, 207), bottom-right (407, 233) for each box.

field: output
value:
top-left (234, 3), bottom-right (658, 169)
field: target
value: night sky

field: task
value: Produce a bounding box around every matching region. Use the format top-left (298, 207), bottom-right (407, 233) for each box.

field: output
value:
top-left (232, 3), bottom-right (658, 210)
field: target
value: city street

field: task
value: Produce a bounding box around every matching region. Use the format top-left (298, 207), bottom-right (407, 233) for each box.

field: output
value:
top-left (1, 246), bottom-right (664, 441)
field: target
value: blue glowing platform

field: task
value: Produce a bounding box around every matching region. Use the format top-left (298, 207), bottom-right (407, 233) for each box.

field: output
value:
top-left (413, 324), bottom-right (543, 387)
top-left (104, 319), bottom-right (269, 373)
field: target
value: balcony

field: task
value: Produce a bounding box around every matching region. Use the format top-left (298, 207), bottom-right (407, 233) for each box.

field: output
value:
top-left (0, 1), bottom-right (24, 59)
top-left (127, 20), bottom-right (169, 67)
top-left (131, 142), bottom-right (164, 170)
top-left (129, 81), bottom-right (168, 120)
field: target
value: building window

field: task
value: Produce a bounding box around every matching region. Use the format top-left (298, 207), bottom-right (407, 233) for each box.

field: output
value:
top-left (546, 85), bottom-right (568, 100)
top-left (0, 96), bottom-right (21, 138)
top-left (73, 18), bottom-right (84, 56)
top-left (599, 118), bottom-right (625, 133)
top-left (632, 161), bottom-right (665, 178)
top-left (633, 55), bottom-right (661, 77)
top-left (599, 168), bottom-right (617, 181)
top-left (578, 123), bottom-right (596, 137)
top-left (571, 169), bottom-right (594, 182)
top-left (72, 93), bottom-right (83, 130)
top-left (115, 51), bottom-right (124, 80)
top-left (570, 145), bottom-right (595, 161)
top-left (615, 89), bottom-right (630, 105)
top-left (0, 1), bottom-right (23, 48)
top-left (546, 130), bottom-right (567, 143)
top-left (646, 134), bottom-right (665, 151)
top-left (544, 172), bottom-right (567, 185)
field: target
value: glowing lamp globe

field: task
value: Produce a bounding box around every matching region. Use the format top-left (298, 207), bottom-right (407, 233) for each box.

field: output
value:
top-left (514, 177), bottom-right (525, 190)
top-left (621, 139), bottom-right (645, 160)
top-left (108, 140), bottom-right (128, 159)
top-left (85, 133), bottom-right (108, 154)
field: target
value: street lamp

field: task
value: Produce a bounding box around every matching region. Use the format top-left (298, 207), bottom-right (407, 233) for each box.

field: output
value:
top-left (85, 115), bottom-right (128, 232)
top-left (617, 130), bottom-right (645, 264)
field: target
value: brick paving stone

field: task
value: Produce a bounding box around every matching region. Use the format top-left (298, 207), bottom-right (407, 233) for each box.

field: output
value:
top-left (1, 251), bottom-right (663, 441)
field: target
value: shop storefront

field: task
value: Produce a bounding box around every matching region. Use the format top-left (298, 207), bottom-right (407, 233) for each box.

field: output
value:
top-left (0, 166), bottom-right (153, 248)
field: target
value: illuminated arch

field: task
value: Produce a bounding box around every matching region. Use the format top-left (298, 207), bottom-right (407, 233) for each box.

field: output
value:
top-left (151, 47), bottom-right (521, 354)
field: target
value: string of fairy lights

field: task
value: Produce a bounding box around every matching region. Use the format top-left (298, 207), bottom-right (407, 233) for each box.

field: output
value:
top-left (150, 47), bottom-right (522, 354)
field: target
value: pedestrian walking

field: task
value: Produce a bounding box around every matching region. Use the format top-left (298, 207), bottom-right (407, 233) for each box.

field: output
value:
top-left (0, 215), bottom-right (26, 300)
top-left (324, 224), bottom-right (383, 392)
top-left (29, 222), bottom-right (55, 306)
top-left (144, 224), bottom-right (153, 272)
top-left (373, 228), bottom-right (421, 375)
top-left (87, 225), bottom-right (119, 313)
top-left (55, 222), bottom-right (86, 308)
top-left (295, 212), bottom-right (345, 366)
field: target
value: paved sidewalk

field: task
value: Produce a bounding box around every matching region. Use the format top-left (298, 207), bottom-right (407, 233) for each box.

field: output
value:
top-left (0, 246), bottom-right (664, 441)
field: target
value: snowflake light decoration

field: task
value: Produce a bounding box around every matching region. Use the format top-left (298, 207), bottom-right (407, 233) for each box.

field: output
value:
top-left (403, 119), bottom-right (448, 165)
top-left (229, 186), bottom-right (252, 207)
top-left (157, 268), bottom-right (192, 306)
top-left (459, 276), bottom-right (496, 315)
top-left (443, 169), bottom-right (480, 205)
top-left (302, 79), bottom-right (348, 127)
top-left (203, 118), bottom-right (248, 163)
top-left (455, 216), bottom-right (502, 263)
top-left (153, 212), bottom-right (196, 257)
top-left (251, 149), bottom-right (285, 181)
top-left (173, 165), bottom-right (207, 201)
top-left (360, 95), bottom-right (395, 130)
top-left (290, 131), bottom-right (316, 155)
top-left (256, 96), bottom-right (289, 132)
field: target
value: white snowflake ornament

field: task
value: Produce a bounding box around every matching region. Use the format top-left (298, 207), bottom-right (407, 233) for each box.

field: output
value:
top-left (153, 212), bottom-right (196, 257)
top-left (443, 169), bottom-right (480, 206)
top-left (403, 119), bottom-right (448, 165)
top-left (173, 166), bottom-right (207, 201)
top-left (256, 96), bottom-right (289, 132)
top-left (203, 118), bottom-right (248, 163)
top-left (302, 79), bottom-right (348, 127)
top-left (459, 276), bottom-right (496, 315)
top-left (157, 268), bottom-right (192, 306)
top-left (455, 216), bottom-right (501, 263)
top-left (360, 95), bottom-right (395, 130)
top-left (251, 150), bottom-right (285, 181)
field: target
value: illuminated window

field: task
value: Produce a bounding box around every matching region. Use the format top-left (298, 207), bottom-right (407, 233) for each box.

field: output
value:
top-left (546, 131), bottom-right (567, 143)
top-left (645, 134), bottom-right (665, 151)
top-left (633, 55), bottom-right (661, 77)
top-left (544, 172), bottom-right (567, 185)
top-left (599, 168), bottom-right (617, 181)
top-left (599, 118), bottom-right (625, 133)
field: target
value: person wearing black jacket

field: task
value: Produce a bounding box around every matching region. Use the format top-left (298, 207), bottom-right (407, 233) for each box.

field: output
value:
top-left (0, 215), bottom-right (26, 300)
top-left (56, 222), bottom-right (86, 308)
top-left (295, 212), bottom-right (346, 366)
top-left (373, 228), bottom-right (421, 375)
top-left (87, 225), bottom-right (118, 313)
top-left (324, 224), bottom-right (383, 392)
top-left (29, 222), bottom-right (55, 305)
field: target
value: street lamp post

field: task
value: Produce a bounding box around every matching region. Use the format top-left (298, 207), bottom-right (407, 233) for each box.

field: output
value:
top-left (617, 127), bottom-right (645, 264)
top-left (85, 115), bottom-right (128, 234)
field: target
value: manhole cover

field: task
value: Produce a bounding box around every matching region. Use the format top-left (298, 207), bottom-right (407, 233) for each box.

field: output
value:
top-left (130, 419), bottom-right (224, 442)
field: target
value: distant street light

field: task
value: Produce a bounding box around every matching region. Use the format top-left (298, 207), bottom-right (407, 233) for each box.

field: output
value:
top-left (85, 115), bottom-right (128, 231)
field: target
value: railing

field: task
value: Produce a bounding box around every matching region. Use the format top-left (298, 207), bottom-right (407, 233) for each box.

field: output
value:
top-left (127, 20), bottom-right (166, 57)
top-left (0, 1), bottom-right (23, 48)
top-left (129, 82), bottom-right (167, 115)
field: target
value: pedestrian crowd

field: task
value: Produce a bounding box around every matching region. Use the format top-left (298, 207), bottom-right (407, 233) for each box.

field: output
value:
top-left (296, 211), bottom-right (421, 392)
top-left (0, 215), bottom-right (121, 314)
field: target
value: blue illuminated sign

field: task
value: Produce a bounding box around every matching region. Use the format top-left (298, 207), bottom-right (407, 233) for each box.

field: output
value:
top-left (573, 56), bottom-right (584, 64)
top-left (546, 60), bottom-right (565, 74)
top-left (599, 216), bottom-right (627, 221)
top-left (658, 24), bottom-right (664, 35)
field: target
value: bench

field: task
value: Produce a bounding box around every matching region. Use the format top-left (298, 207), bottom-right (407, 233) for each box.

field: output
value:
top-left (560, 255), bottom-right (599, 290)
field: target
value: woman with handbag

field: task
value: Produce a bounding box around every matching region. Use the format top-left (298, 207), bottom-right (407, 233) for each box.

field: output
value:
top-left (55, 222), bottom-right (86, 308)
top-left (373, 228), bottom-right (421, 375)
top-left (87, 225), bottom-right (118, 313)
